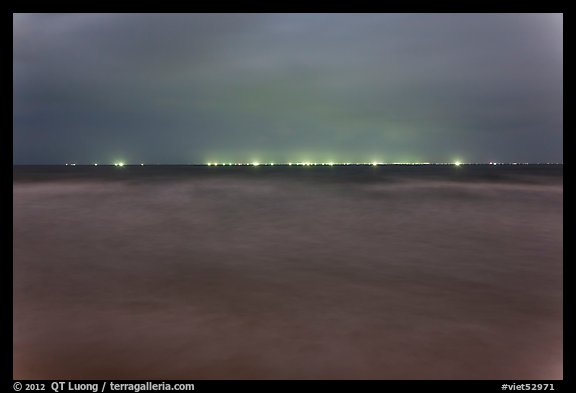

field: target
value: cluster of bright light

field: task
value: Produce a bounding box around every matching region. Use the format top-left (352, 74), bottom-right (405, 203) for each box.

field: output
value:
top-left (59, 159), bottom-right (563, 167)
top-left (204, 162), bottom-right (448, 166)
top-left (204, 162), bottom-right (394, 166)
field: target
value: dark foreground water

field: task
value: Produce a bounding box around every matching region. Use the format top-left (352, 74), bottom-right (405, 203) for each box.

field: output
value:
top-left (13, 165), bottom-right (563, 379)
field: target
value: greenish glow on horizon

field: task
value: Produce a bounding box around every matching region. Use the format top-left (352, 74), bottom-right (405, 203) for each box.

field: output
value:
top-left (55, 160), bottom-right (565, 166)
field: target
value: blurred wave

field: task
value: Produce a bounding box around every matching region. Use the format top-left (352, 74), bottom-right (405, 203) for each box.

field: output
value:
top-left (13, 166), bottom-right (563, 379)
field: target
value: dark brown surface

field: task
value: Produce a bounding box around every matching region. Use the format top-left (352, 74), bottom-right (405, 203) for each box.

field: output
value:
top-left (13, 170), bottom-right (563, 379)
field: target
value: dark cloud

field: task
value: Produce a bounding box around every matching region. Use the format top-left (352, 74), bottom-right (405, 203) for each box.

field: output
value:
top-left (13, 13), bottom-right (562, 164)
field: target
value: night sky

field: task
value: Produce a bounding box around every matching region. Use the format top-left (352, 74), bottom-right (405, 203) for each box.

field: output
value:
top-left (13, 13), bottom-right (563, 164)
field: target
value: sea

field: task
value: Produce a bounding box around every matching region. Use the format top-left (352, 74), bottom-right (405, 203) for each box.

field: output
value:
top-left (13, 164), bottom-right (563, 379)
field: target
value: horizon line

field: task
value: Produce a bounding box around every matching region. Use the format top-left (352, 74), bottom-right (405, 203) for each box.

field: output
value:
top-left (13, 162), bottom-right (564, 166)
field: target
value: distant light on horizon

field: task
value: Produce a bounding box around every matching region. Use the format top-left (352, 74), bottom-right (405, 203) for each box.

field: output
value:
top-left (185, 160), bottom-right (562, 167)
